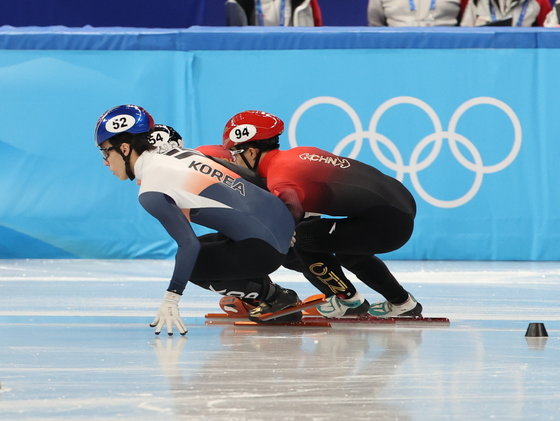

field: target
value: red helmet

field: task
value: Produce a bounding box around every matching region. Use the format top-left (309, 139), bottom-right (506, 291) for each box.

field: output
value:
top-left (222, 110), bottom-right (284, 150)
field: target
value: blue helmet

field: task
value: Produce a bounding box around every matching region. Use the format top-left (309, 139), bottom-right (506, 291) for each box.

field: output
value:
top-left (95, 104), bottom-right (154, 146)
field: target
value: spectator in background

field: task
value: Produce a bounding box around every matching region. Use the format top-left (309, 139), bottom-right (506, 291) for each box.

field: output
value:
top-left (460, 0), bottom-right (551, 26)
top-left (367, 0), bottom-right (466, 26)
top-left (226, 0), bottom-right (322, 26)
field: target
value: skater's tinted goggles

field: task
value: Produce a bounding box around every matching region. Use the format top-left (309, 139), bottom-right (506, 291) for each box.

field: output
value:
top-left (98, 146), bottom-right (118, 160)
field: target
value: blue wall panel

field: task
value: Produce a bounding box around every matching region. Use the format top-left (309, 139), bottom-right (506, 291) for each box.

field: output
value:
top-left (0, 50), bottom-right (193, 258)
top-left (187, 48), bottom-right (558, 260)
top-left (1, 27), bottom-right (559, 260)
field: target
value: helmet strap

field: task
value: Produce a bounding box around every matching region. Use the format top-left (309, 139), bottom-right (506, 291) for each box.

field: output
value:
top-left (252, 149), bottom-right (263, 170)
top-left (116, 146), bottom-right (135, 180)
top-left (124, 156), bottom-right (135, 181)
top-left (239, 148), bottom-right (263, 172)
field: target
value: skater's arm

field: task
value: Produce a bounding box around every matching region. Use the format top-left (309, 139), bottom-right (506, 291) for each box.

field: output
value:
top-left (139, 191), bottom-right (200, 294)
top-left (272, 187), bottom-right (304, 222)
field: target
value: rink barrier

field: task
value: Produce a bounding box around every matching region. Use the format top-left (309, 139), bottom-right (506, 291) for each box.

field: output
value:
top-left (1, 26), bottom-right (560, 50)
top-left (1, 27), bottom-right (559, 260)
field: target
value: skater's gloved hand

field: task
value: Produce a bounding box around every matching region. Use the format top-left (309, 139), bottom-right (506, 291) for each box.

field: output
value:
top-left (150, 291), bottom-right (188, 336)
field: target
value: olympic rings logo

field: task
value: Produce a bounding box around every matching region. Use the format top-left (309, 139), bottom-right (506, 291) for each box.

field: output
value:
top-left (288, 96), bottom-right (522, 208)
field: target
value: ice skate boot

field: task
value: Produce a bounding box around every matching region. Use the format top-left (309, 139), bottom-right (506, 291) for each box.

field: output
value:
top-left (368, 293), bottom-right (422, 318)
top-left (219, 296), bottom-right (257, 318)
top-left (317, 292), bottom-right (370, 318)
top-left (248, 286), bottom-right (302, 323)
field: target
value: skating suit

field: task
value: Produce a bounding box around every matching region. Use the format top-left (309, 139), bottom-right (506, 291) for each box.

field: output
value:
top-left (134, 149), bottom-right (294, 292)
top-left (257, 147), bottom-right (416, 219)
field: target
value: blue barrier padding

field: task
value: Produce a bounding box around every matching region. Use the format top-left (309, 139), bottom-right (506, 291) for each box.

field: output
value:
top-left (0, 226), bottom-right (76, 258)
top-left (1, 26), bottom-right (560, 50)
top-left (2, 27), bottom-right (560, 260)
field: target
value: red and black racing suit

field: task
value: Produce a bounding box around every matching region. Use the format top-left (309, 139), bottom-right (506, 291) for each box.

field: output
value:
top-left (257, 147), bottom-right (416, 303)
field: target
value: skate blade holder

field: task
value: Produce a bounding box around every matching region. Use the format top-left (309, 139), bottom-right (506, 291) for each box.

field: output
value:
top-left (232, 298), bottom-right (330, 327)
top-left (204, 298), bottom-right (327, 321)
top-left (257, 298), bottom-right (327, 322)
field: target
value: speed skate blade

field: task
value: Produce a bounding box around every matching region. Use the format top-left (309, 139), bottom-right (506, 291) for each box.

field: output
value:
top-left (393, 316), bottom-right (450, 324)
top-left (257, 298), bottom-right (327, 322)
top-left (234, 320), bottom-right (331, 328)
top-left (303, 315), bottom-right (395, 324)
top-left (204, 313), bottom-right (244, 319)
top-left (302, 315), bottom-right (450, 324)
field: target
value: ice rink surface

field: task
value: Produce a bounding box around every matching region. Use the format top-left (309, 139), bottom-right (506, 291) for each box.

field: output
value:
top-left (0, 259), bottom-right (559, 420)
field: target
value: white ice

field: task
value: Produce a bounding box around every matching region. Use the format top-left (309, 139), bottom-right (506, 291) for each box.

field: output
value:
top-left (0, 260), bottom-right (558, 420)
